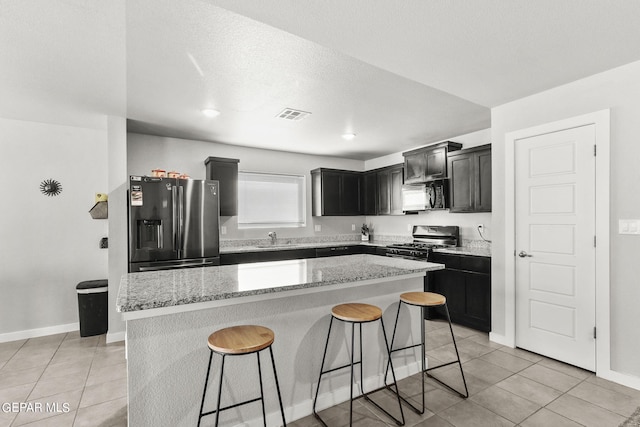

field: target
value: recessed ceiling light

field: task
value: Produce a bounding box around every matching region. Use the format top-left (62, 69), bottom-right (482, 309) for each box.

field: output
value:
top-left (342, 133), bottom-right (356, 140)
top-left (202, 108), bottom-right (220, 118)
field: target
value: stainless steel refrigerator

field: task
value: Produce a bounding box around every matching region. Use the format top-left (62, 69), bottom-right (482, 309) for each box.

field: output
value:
top-left (128, 176), bottom-right (220, 272)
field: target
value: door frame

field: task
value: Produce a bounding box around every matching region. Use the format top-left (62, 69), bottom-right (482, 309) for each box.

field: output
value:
top-left (502, 109), bottom-right (610, 377)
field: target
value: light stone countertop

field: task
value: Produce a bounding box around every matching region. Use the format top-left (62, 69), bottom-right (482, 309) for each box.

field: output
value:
top-left (116, 254), bottom-right (444, 316)
top-left (433, 247), bottom-right (492, 257)
top-left (220, 240), bottom-right (386, 253)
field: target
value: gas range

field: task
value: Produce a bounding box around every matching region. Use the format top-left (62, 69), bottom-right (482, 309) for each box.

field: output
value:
top-left (386, 225), bottom-right (459, 261)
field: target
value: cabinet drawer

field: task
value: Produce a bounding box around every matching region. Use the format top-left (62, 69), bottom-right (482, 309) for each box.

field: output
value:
top-left (430, 252), bottom-right (490, 274)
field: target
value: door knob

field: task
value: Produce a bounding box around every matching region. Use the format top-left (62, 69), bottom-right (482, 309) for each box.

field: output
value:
top-left (518, 251), bottom-right (532, 258)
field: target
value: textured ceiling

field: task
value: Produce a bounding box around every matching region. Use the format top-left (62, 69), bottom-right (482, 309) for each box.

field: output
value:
top-left (3, 1), bottom-right (640, 159)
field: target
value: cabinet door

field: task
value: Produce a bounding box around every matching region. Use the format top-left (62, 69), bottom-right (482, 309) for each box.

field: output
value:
top-left (475, 150), bottom-right (492, 212)
top-left (362, 171), bottom-right (377, 215)
top-left (377, 169), bottom-right (391, 215)
top-left (403, 152), bottom-right (426, 184)
top-left (321, 171), bottom-right (342, 215)
top-left (389, 166), bottom-right (404, 215)
top-left (341, 172), bottom-right (362, 215)
top-left (205, 158), bottom-right (239, 216)
top-left (448, 152), bottom-right (474, 212)
top-left (465, 272), bottom-right (491, 332)
top-left (425, 147), bottom-right (446, 179)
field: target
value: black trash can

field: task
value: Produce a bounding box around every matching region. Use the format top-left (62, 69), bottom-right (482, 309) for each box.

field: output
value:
top-left (76, 279), bottom-right (108, 337)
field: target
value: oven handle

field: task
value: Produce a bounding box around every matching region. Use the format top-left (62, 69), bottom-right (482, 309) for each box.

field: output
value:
top-left (386, 253), bottom-right (425, 261)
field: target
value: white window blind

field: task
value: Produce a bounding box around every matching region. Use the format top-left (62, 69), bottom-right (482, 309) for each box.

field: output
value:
top-left (238, 172), bottom-right (306, 228)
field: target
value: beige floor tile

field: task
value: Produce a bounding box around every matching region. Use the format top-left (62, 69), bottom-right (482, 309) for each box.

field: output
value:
top-left (546, 394), bottom-right (626, 427)
top-left (567, 380), bottom-right (640, 417)
top-left (470, 385), bottom-right (541, 424)
top-left (465, 333), bottom-right (504, 350)
top-left (0, 340), bottom-right (26, 363)
top-left (495, 374), bottom-right (562, 406)
top-left (0, 410), bottom-right (18, 426)
top-left (39, 359), bottom-right (92, 382)
top-left (28, 374), bottom-right (87, 401)
top-left (518, 364), bottom-right (584, 393)
top-left (459, 358), bottom-right (513, 385)
top-left (419, 387), bottom-right (464, 414)
top-left (586, 375), bottom-right (640, 399)
top-left (90, 351), bottom-right (126, 370)
top-left (0, 365), bottom-right (47, 390)
top-left (18, 410), bottom-right (77, 426)
top-left (454, 338), bottom-right (494, 360)
top-left (364, 387), bottom-right (434, 426)
top-left (79, 377), bottom-right (127, 408)
top-left (85, 362), bottom-right (127, 387)
top-left (73, 397), bottom-right (127, 427)
top-left (496, 347), bottom-right (544, 363)
top-left (2, 348), bottom-right (56, 372)
top-left (439, 400), bottom-right (515, 427)
top-left (479, 349), bottom-right (534, 373)
top-left (520, 408), bottom-right (582, 427)
top-left (427, 367), bottom-right (490, 397)
top-left (0, 382), bottom-right (36, 403)
top-left (410, 414), bottom-right (456, 427)
top-left (537, 357), bottom-right (593, 380)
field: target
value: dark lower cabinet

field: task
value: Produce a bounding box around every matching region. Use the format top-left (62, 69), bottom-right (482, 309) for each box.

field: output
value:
top-left (426, 252), bottom-right (491, 332)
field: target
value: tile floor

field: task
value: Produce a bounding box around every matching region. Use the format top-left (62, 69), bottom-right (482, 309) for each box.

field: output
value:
top-left (1, 320), bottom-right (639, 427)
top-left (0, 332), bottom-right (126, 426)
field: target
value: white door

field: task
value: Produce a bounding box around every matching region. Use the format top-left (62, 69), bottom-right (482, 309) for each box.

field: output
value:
top-left (515, 124), bottom-right (596, 371)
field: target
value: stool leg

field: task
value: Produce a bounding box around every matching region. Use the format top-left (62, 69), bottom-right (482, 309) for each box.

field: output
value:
top-left (268, 346), bottom-right (287, 427)
top-left (349, 321), bottom-right (355, 427)
top-left (198, 350), bottom-right (214, 427)
top-left (384, 302), bottom-right (403, 386)
top-left (419, 306), bottom-right (426, 410)
top-left (358, 323), bottom-right (364, 396)
top-left (425, 303), bottom-right (469, 398)
top-left (256, 352), bottom-right (267, 427)
top-left (380, 317), bottom-right (405, 426)
top-left (313, 316), bottom-right (334, 423)
top-left (214, 354), bottom-right (226, 427)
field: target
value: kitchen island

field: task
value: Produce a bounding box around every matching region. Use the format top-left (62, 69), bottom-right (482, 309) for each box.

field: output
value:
top-left (117, 254), bottom-right (444, 427)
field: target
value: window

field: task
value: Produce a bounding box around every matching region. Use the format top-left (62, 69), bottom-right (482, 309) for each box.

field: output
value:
top-left (238, 172), bottom-right (306, 228)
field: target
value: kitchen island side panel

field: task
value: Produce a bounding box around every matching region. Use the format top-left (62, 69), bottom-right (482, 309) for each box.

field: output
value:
top-left (125, 277), bottom-right (423, 427)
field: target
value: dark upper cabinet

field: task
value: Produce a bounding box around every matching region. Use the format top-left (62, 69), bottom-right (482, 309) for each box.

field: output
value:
top-left (362, 171), bottom-right (377, 215)
top-left (311, 168), bottom-right (362, 216)
top-left (403, 141), bottom-right (462, 184)
top-left (376, 164), bottom-right (404, 215)
top-left (447, 144), bottom-right (492, 213)
top-left (204, 157), bottom-right (239, 216)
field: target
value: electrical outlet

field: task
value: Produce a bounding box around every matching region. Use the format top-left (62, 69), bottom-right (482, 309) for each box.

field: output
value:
top-left (99, 237), bottom-right (108, 249)
top-left (220, 226), bottom-right (227, 235)
top-left (619, 219), bottom-right (640, 234)
top-left (315, 225), bottom-right (321, 232)
top-left (351, 224), bottom-right (355, 231)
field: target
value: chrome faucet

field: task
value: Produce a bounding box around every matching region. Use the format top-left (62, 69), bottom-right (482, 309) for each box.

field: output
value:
top-left (268, 231), bottom-right (277, 245)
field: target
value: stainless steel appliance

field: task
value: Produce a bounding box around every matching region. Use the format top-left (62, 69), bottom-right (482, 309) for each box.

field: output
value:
top-left (401, 180), bottom-right (448, 212)
top-left (386, 225), bottom-right (459, 260)
top-left (128, 175), bottom-right (220, 272)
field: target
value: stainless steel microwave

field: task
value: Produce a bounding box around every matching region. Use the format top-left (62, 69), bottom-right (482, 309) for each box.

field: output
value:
top-left (401, 180), bottom-right (448, 211)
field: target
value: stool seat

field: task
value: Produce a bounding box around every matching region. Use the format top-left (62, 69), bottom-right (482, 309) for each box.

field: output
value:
top-left (332, 303), bottom-right (382, 322)
top-left (400, 291), bottom-right (446, 307)
top-left (207, 325), bottom-right (274, 355)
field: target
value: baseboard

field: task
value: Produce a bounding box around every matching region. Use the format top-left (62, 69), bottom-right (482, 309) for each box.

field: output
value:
top-left (598, 367), bottom-right (640, 391)
top-left (0, 322), bottom-right (79, 343)
top-left (489, 332), bottom-right (513, 347)
top-left (106, 330), bottom-right (125, 343)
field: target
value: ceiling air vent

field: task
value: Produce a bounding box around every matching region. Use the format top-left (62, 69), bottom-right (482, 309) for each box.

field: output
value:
top-left (276, 108), bottom-right (311, 121)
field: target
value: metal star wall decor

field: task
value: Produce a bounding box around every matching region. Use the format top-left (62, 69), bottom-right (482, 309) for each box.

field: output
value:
top-left (40, 179), bottom-right (62, 196)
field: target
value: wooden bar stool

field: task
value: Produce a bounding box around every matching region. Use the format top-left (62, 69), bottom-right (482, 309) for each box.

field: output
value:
top-left (385, 292), bottom-right (468, 415)
top-left (198, 325), bottom-right (287, 427)
top-left (313, 303), bottom-right (405, 426)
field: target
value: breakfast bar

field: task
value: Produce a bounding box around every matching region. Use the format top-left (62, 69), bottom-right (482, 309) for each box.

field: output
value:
top-left (117, 254), bottom-right (444, 426)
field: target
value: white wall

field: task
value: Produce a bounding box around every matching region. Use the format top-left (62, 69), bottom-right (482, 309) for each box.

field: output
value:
top-left (0, 118), bottom-right (109, 338)
top-left (127, 133), bottom-right (366, 241)
top-left (491, 60), bottom-right (640, 378)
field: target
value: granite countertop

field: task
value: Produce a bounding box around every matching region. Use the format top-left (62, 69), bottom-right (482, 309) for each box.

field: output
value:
top-left (116, 254), bottom-right (443, 314)
top-left (433, 247), bottom-right (492, 257)
top-left (220, 240), bottom-right (386, 254)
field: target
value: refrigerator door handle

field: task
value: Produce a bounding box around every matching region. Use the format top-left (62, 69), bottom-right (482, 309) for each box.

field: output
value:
top-left (177, 184), bottom-right (185, 254)
top-left (171, 185), bottom-right (179, 253)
